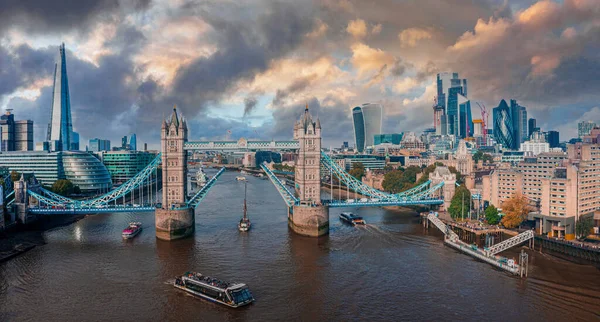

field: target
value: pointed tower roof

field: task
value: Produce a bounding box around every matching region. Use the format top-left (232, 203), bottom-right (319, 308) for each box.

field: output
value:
top-left (301, 103), bottom-right (314, 132)
top-left (170, 104), bottom-right (179, 128)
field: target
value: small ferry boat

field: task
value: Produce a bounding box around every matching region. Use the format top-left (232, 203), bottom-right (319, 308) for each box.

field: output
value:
top-left (239, 181), bottom-right (251, 232)
top-left (174, 272), bottom-right (254, 308)
top-left (236, 176), bottom-right (247, 181)
top-left (339, 212), bottom-right (366, 226)
top-left (122, 222), bottom-right (142, 239)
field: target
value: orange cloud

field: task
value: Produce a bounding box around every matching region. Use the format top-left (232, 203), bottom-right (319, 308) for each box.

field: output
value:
top-left (350, 43), bottom-right (395, 76)
top-left (347, 19), bottom-right (367, 38)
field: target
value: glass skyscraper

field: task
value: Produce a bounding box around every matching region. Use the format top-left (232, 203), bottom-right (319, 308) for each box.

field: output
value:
top-left (89, 138), bottom-right (111, 152)
top-left (436, 72), bottom-right (470, 138)
top-left (493, 99), bottom-right (515, 149)
top-left (47, 43), bottom-right (74, 151)
top-left (129, 133), bottom-right (137, 151)
top-left (352, 103), bottom-right (383, 152)
top-left (578, 121), bottom-right (596, 138)
top-left (352, 107), bottom-right (366, 152)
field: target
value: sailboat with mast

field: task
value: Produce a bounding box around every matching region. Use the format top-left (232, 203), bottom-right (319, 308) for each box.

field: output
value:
top-left (238, 180), bottom-right (251, 232)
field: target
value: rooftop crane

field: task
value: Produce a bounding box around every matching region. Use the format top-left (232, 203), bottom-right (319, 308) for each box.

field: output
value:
top-left (476, 102), bottom-right (488, 144)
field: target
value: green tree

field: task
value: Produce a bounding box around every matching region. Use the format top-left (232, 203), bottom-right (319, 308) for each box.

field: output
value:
top-left (448, 185), bottom-right (471, 220)
top-left (382, 170), bottom-right (405, 193)
top-left (482, 154), bottom-right (494, 163)
top-left (52, 179), bottom-right (74, 196)
top-left (10, 170), bottom-right (20, 182)
top-left (402, 166), bottom-right (421, 184)
top-left (73, 186), bottom-right (82, 195)
top-left (576, 215), bottom-right (594, 240)
top-left (349, 162), bottom-right (365, 180)
top-left (484, 205), bottom-right (501, 225)
top-left (473, 150), bottom-right (484, 163)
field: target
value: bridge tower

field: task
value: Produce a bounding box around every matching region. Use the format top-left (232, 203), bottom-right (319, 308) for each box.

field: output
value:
top-left (155, 106), bottom-right (195, 240)
top-left (290, 105), bottom-right (329, 237)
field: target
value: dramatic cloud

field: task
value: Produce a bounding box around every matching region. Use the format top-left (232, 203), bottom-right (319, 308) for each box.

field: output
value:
top-left (346, 19), bottom-right (368, 38)
top-left (398, 28), bottom-right (433, 47)
top-left (0, 0), bottom-right (599, 148)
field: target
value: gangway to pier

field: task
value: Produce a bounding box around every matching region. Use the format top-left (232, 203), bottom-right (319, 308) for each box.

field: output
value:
top-left (486, 230), bottom-right (534, 255)
top-left (427, 213), bottom-right (458, 239)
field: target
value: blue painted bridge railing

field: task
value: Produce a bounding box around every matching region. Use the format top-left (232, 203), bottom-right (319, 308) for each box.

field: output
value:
top-left (29, 206), bottom-right (156, 215)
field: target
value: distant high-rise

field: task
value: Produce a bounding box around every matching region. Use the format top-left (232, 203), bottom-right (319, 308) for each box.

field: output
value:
top-left (352, 103), bottom-right (382, 152)
top-left (47, 43), bottom-right (74, 151)
top-left (435, 72), bottom-right (469, 138)
top-left (129, 133), bottom-right (137, 151)
top-left (528, 118), bottom-right (536, 138)
top-left (121, 136), bottom-right (128, 149)
top-left (0, 110), bottom-right (15, 151)
top-left (578, 121), bottom-right (596, 138)
top-left (1, 110), bottom-right (33, 151)
top-left (15, 120), bottom-right (33, 151)
top-left (509, 99), bottom-right (527, 145)
top-left (493, 99), bottom-right (516, 149)
top-left (352, 107), bottom-right (366, 152)
top-left (547, 130), bottom-right (559, 148)
top-left (70, 131), bottom-right (80, 151)
top-left (89, 138), bottom-right (111, 152)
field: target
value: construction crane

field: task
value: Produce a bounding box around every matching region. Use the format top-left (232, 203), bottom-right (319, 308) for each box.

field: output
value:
top-left (476, 102), bottom-right (488, 143)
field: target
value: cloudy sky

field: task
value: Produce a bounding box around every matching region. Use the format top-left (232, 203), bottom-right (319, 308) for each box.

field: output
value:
top-left (1, 0), bottom-right (599, 148)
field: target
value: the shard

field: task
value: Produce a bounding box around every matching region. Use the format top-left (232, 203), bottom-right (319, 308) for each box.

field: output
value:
top-left (47, 43), bottom-right (73, 151)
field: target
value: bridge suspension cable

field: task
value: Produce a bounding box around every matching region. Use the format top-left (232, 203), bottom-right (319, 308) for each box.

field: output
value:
top-left (187, 167), bottom-right (226, 209)
top-left (260, 163), bottom-right (298, 207)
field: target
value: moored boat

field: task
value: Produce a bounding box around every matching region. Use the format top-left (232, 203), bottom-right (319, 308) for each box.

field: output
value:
top-left (339, 212), bottom-right (366, 226)
top-left (238, 180), bottom-right (251, 232)
top-left (122, 222), bottom-right (142, 239)
top-left (174, 272), bottom-right (254, 308)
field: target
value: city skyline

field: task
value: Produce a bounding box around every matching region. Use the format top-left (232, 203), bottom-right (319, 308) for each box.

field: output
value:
top-left (1, 0), bottom-right (600, 149)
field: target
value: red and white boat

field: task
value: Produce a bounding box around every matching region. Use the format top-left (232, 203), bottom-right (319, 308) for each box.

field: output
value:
top-left (122, 222), bottom-right (142, 239)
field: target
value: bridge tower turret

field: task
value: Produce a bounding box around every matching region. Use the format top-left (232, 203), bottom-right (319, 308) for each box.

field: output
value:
top-left (155, 105), bottom-right (195, 240)
top-left (290, 104), bottom-right (329, 237)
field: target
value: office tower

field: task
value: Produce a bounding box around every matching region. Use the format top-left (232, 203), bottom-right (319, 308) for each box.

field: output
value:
top-left (70, 131), bottom-right (79, 151)
top-left (435, 72), bottom-right (468, 137)
top-left (143, 143), bottom-right (147, 151)
top-left (547, 130), bottom-right (559, 148)
top-left (129, 133), bottom-right (137, 151)
top-left (374, 133), bottom-right (403, 145)
top-left (458, 99), bottom-right (473, 138)
top-left (89, 138), bottom-right (111, 152)
top-left (352, 103), bottom-right (383, 152)
top-left (0, 110), bottom-right (15, 151)
top-left (433, 105), bottom-right (444, 135)
top-left (578, 121), bottom-right (596, 138)
top-left (509, 99), bottom-right (527, 145)
top-left (121, 136), bottom-right (128, 149)
top-left (15, 120), bottom-right (33, 151)
top-left (352, 107), bottom-right (366, 152)
top-left (47, 43), bottom-right (74, 151)
top-left (528, 118), bottom-right (536, 138)
top-left (493, 99), bottom-right (516, 149)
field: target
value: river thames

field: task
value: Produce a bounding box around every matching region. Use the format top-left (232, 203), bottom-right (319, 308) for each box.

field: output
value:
top-left (1, 170), bottom-right (599, 321)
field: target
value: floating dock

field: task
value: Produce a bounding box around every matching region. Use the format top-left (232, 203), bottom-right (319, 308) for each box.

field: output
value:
top-left (444, 238), bottom-right (520, 275)
top-left (426, 212), bottom-right (530, 277)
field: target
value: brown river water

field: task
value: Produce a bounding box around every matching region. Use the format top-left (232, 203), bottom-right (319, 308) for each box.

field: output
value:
top-left (1, 170), bottom-right (599, 321)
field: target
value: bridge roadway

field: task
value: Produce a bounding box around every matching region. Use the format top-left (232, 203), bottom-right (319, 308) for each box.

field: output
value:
top-left (184, 139), bottom-right (299, 151)
top-left (29, 206), bottom-right (156, 215)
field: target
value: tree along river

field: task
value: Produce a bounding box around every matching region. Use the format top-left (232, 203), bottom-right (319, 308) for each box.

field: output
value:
top-left (1, 170), bottom-right (599, 321)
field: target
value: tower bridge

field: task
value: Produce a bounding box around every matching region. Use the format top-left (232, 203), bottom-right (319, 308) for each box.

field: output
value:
top-left (17, 105), bottom-right (450, 240)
